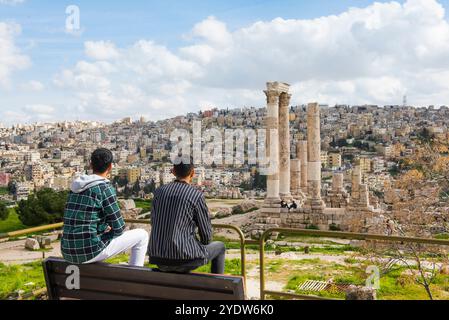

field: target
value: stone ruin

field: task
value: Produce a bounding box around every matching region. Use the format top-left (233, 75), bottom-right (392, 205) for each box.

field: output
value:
top-left (253, 81), bottom-right (384, 238)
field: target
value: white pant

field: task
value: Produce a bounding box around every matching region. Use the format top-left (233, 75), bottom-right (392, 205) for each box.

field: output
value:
top-left (84, 229), bottom-right (149, 267)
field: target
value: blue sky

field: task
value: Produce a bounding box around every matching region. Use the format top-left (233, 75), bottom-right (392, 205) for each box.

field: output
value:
top-left (3, 0), bottom-right (403, 78)
top-left (1, 0), bottom-right (449, 125)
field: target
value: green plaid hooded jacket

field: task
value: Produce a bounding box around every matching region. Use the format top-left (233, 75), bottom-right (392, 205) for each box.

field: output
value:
top-left (61, 179), bottom-right (125, 264)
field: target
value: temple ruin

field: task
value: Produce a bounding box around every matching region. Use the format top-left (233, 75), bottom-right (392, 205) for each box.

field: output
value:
top-left (256, 81), bottom-right (381, 234)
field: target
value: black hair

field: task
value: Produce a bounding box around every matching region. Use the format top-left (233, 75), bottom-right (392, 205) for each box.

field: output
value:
top-left (173, 157), bottom-right (194, 179)
top-left (91, 148), bottom-right (113, 174)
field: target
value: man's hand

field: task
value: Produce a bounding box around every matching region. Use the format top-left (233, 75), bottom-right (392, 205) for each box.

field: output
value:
top-left (104, 226), bottom-right (112, 233)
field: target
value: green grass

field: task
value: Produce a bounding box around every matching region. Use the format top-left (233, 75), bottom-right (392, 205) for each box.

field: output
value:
top-left (0, 208), bottom-right (26, 234)
top-left (0, 187), bottom-right (8, 195)
top-left (282, 257), bottom-right (449, 300)
top-left (133, 199), bottom-right (152, 214)
top-left (0, 261), bottom-right (46, 299)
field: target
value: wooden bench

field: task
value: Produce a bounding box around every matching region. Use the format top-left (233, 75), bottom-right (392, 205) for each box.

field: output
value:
top-left (42, 257), bottom-right (246, 300)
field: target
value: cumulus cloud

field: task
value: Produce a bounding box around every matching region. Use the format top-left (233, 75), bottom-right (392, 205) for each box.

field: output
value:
top-left (85, 41), bottom-right (120, 61)
top-left (52, 0), bottom-right (449, 123)
top-left (0, 22), bottom-right (30, 87)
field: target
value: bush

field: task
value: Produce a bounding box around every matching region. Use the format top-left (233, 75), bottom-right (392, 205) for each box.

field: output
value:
top-left (0, 202), bottom-right (9, 221)
top-left (231, 206), bottom-right (245, 215)
top-left (16, 188), bottom-right (68, 226)
top-left (306, 224), bottom-right (319, 230)
top-left (329, 223), bottom-right (341, 231)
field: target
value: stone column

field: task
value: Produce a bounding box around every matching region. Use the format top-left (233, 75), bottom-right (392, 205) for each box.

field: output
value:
top-left (351, 166), bottom-right (362, 202)
top-left (290, 159), bottom-right (301, 197)
top-left (306, 103), bottom-right (325, 211)
top-left (332, 173), bottom-right (344, 193)
top-left (279, 92), bottom-right (292, 201)
top-left (264, 88), bottom-right (281, 204)
top-left (297, 141), bottom-right (308, 194)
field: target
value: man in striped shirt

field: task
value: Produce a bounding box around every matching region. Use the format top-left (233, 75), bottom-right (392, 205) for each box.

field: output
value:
top-left (148, 159), bottom-right (226, 274)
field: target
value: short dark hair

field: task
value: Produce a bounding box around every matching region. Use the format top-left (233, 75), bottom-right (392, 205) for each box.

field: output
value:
top-left (91, 148), bottom-right (113, 174)
top-left (173, 157), bottom-right (194, 179)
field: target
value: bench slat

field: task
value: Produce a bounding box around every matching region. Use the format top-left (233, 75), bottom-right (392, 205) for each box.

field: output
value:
top-left (48, 261), bottom-right (241, 293)
top-left (56, 288), bottom-right (144, 300)
top-left (52, 274), bottom-right (238, 300)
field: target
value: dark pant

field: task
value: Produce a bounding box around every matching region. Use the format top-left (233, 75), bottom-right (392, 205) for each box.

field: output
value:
top-left (206, 241), bottom-right (226, 274)
top-left (158, 241), bottom-right (226, 275)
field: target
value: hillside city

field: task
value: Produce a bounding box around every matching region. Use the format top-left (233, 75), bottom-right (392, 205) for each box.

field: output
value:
top-left (0, 103), bottom-right (448, 206)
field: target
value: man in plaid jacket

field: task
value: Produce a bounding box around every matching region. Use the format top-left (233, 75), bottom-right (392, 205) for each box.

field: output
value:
top-left (61, 148), bottom-right (149, 266)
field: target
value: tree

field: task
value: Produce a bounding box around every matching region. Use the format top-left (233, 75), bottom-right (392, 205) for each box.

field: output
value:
top-left (7, 181), bottom-right (16, 195)
top-left (123, 185), bottom-right (133, 199)
top-left (366, 140), bottom-right (449, 300)
top-left (143, 180), bottom-right (156, 194)
top-left (16, 189), bottom-right (68, 226)
top-left (113, 176), bottom-right (128, 188)
top-left (0, 202), bottom-right (9, 221)
top-left (132, 179), bottom-right (141, 196)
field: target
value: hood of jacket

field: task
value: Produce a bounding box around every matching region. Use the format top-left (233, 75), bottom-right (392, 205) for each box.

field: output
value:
top-left (70, 174), bottom-right (109, 194)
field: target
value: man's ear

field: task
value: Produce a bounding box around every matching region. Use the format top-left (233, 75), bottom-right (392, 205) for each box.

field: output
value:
top-left (190, 168), bottom-right (195, 178)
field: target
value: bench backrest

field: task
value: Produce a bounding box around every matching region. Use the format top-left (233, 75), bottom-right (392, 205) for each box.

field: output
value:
top-left (42, 257), bottom-right (246, 300)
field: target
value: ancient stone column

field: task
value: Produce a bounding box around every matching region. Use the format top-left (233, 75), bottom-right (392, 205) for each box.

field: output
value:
top-left (306, 103), bottom-right (325, 211)
top-left (279, 92), bottom-right (292, 201)
top-left (297, 141), bottom-right (308, 194)
top-left (332, 172), bottom-right (344, 193)
top-left (264, 88), bottom-right (281, 204)
top-left (351, 166), bottom-right (362, 202)
top-left (290, 159), bottom-right (301, 197)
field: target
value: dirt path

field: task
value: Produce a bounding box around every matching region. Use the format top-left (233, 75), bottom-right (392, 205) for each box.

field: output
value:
top-left (0, 239), bottom-right (62, 265)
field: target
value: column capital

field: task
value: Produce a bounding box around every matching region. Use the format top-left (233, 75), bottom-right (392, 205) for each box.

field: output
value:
top-left (279, 92), bottom-right (292, 107)
top-left (264, 90), bottom-right (280, 104)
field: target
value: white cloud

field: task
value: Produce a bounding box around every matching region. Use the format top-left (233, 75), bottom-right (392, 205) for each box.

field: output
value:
top-left (0, 22), bottom-right (30, 87)
top-left (51, 0), bottom-right (449, 123)
top-left (21, 80), bottom-right (44, 92)
top-left (85, 41), bottom-right (120, 60)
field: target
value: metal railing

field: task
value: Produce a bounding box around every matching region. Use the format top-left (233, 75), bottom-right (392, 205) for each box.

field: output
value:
top-left (259, 228), bottom-right (449, 300)
top-left (125, 219), bottom-right (247, 281)
top-left (0, 223), bottom-right (63, 240)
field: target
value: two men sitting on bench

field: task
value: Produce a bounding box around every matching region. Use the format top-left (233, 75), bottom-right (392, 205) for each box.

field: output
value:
top-left (61, 149), bottom-right (225, 275)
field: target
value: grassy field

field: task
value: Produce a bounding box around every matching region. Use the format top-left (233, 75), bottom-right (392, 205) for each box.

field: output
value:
top-left (0, 261), bottom-right (46, 299)
top-left (274, 258), bottom-right (449, 300)
top-left (0, 187), bottom-right (8, 195)
top-left (133, 199), bottom-right (152, 214)
top-left (0, 209), bottom-right (26, 234)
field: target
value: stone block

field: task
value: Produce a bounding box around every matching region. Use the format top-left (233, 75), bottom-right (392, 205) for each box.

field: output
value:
top-left (36, 236), bottom-right (52, 249)
top-left (25, 238), bottom-right (40, 251)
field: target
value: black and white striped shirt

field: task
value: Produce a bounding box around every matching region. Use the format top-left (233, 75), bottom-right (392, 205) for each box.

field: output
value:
top-left (148, 181), bottom-right (212, 267)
